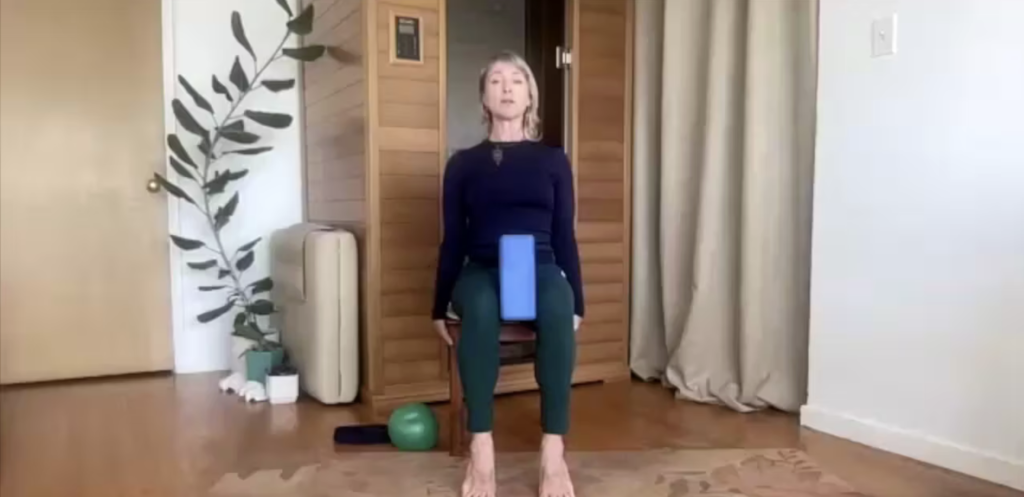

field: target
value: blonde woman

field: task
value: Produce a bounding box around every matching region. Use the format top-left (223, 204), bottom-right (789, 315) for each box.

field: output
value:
top-left (431, 51), bottom-right (583, 497)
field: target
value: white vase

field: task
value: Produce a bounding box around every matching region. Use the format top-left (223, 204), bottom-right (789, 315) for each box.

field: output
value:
top-left (266, 373), bottom-right (299, 404)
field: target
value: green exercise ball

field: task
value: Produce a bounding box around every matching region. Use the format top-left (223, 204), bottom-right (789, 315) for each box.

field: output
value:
top-left (388, 403), bottom-right (438, 451)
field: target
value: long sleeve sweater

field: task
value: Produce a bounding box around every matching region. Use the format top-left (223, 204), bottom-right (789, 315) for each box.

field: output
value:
top-left (431, 139), bottom-right (585, 320)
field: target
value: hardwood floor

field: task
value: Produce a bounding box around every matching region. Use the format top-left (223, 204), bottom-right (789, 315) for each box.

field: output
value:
top-left (0, 373), bottom-right (1018, 497)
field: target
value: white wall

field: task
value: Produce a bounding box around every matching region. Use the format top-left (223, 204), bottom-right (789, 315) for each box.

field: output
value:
top-left (804, 0), bottom-right (1024, 490)
top-left (163, 0), bottom-right (304, 373)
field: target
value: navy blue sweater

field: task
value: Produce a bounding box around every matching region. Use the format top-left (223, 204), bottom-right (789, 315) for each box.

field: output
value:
top-left (432, 140), bottom-right (585, 320)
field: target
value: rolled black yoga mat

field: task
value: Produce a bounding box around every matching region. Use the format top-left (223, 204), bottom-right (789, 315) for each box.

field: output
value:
top-left (333, 424), bottom-right (391, 445)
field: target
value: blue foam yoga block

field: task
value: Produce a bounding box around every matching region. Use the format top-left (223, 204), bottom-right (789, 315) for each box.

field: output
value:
top-left (499, 234), bottom-right (536, 321)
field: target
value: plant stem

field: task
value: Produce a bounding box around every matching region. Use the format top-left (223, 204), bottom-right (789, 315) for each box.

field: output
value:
top-left (193, 28), bottom-right (293, 338)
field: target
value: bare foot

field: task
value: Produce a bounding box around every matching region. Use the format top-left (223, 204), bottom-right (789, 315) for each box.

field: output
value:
top-left (462, 432), bottom-right (497, 497)
top-left (539, 434), bottom-right (575, 497)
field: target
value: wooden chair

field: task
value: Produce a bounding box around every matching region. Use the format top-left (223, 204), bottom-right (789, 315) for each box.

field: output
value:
top-left (447, 319), bottom-right (537, 457)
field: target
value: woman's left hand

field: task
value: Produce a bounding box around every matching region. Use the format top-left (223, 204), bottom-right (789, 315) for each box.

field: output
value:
top-left (573, 315), bottom-right (582, 332)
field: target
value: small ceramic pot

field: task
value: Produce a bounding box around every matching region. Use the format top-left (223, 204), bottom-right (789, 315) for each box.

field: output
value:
top-left (266, 372), bottom-right (299, 404)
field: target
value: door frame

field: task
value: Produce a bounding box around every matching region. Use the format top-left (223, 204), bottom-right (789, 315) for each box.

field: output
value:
top-left (161, 0), bottom-right (187, 373)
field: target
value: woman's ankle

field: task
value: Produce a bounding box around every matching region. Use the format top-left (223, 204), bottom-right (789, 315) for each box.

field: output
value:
top-left (470, 431), bottom-right (493, 443)
top-left (470, 432), bottom-right (494, 453)
top-left (540, 434), bottom-right (565, 454)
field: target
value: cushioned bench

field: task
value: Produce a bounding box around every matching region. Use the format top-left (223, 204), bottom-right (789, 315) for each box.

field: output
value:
top-left (269, 223), bottom-right (360, 405)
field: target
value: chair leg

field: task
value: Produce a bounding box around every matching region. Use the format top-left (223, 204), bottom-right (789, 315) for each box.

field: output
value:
top-left (448, 326), bottom-right (465, 457)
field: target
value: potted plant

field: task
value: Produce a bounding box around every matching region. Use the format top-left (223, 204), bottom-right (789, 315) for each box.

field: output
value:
top-left (154, 0), bottom-right (326, 386)
top-left (266, 361), bottom-right (300, 404)
top-left (232, 316), bottom-right (285, 384)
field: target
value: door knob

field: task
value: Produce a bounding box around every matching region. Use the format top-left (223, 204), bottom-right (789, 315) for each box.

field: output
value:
top-left (146, 178), bottom-right (161, 193)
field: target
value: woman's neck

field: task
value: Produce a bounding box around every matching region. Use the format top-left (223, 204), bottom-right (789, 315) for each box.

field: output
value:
top-left (489, 119), bottom-right (525, 143)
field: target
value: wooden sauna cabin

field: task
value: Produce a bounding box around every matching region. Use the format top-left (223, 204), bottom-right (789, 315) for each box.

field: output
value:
top-left (300, 0), bottom-right (634, 411)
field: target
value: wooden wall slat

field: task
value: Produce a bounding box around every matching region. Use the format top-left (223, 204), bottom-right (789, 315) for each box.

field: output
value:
top-left (306, 200), bottom-right (365, 223)
top-left (383, 337), bottom-right (438, 361)
top-left (577, 140), bottom-right (624, 161)
top-left (381, 199), bottom-right (438, 223)
top-left (381, 292), bottom-right (433, 316)
top-left (379, 79), bottom-right (441, 105)
top-left (577, 159), bottom-right (625, 180)
top-left (380, 0), bottom-right (439, 11)
top-left (577, 322), bottom-right (625, 343)
top-left (305, 81), bottom-right (364, 125)
top-left (306, 65), bottom-right (364, 107)
top-left (578, 80), bottom-right (625, 101)
top-left (308, 1), bottom-right (362, 45)
top-left (382, 245), bottom-right (437, 270)
top-left (306, 154), bottom-right (365, 181)
top-left (306, 176), bottom-right (366, 202)
top-left (584, 282), bottom-right (625, 304)
top-left (380, 102), bottom-right (440, 129)
top-left (577, 222), bottom-right (623, 242)
top-left (583, 302), bottom-right (625, 324)
top-left (582, 262), bottom-right (624, 286)
top-left (305, 131), bottom-right (365, 164)
top-left (379, 127), bottom-right (440, 152)
top-left (381, 316), bottom-right (434, 339)
top-left (384, 359), bottom-right (441, 384)
top-left (572, 0), bottom-right (632, 377)
top-left (577, 341), bottom-right (625, 364)
top-left (579, 181), bottom-right (624, 200)
top-left (579, 242), bottom-right (623, 262)
top-left (381, 221), bottom-right (439, 245)
top-left (379, 58), bottom-right (441, 81)
top-left (303, 0), bottom-right (366, 228)
top-left (379, 150), bottom-right (439, 176)
top-left (578, 199), bottom-right (624, 221)
top-left (381, 174), bottom-right (439, 200)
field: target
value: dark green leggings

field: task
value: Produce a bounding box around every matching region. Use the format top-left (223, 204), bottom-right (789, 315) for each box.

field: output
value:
top-left (452, 262), bottom-right (576, 434)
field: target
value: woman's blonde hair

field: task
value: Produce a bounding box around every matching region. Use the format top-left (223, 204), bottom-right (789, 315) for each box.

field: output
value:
top-left (478, 51), bottom-right (542, 141)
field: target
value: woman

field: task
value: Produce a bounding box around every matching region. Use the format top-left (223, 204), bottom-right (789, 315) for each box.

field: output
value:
top-left (431, 51), bottom-right (584, 497)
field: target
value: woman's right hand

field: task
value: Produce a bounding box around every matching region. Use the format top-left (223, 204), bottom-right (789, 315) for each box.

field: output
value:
top-left (433, 319), bottom-right (453, 346)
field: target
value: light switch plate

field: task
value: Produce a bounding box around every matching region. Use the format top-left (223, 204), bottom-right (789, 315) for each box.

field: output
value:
top-left (872, 13), bottom-right (898, 57)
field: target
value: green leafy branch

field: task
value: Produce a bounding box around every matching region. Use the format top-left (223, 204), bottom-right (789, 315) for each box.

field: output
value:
top-left (154, 0), bottom-right (325, 351)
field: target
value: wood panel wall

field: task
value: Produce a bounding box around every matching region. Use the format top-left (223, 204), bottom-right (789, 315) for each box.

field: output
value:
top-left (570, 0), bottom-right (633, 380)
top-left (304, 0), bottom-right (365, 227)
top-left (370, 0), bottom-right (448, 406)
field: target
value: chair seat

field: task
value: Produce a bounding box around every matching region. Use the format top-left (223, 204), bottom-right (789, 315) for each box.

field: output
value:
top-left (444, 319), bottom-right (536, 343)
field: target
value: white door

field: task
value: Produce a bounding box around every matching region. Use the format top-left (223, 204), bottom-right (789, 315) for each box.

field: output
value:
top-left (0, 0), bottom-right (173, 384)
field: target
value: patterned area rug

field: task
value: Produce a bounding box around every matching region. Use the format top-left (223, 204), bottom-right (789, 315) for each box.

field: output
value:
top-left (207, 448), bottom-right (871, 496)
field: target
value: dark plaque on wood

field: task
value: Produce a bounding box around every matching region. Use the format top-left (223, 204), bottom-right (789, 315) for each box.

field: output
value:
top-left (394, 15), bottom-right (421, 62)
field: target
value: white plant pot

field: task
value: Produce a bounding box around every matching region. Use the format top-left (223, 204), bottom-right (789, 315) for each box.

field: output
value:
top-left (266, 373), bottom-right (299, 404)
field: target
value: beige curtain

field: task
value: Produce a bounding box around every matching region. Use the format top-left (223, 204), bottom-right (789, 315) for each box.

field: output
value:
top-left (629, 0), bottom-right (818, 413)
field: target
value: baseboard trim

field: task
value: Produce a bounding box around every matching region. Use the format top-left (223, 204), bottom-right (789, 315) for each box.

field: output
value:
top-left (801, 404), bottom-right (1024, 492)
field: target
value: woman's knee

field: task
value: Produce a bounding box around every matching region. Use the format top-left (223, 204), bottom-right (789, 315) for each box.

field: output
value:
top-left (535, 265), bottom-right (575, 324)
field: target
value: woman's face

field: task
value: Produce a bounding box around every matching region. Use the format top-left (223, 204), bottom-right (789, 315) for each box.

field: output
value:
top-left (482, 61), bottom-right (530, 123)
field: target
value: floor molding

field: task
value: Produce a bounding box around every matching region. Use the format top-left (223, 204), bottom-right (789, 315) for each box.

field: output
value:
top-left (801, 404), bottom-right (1024, 492)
